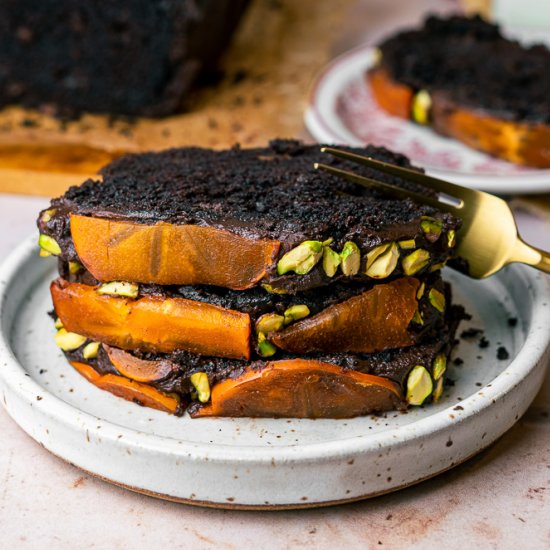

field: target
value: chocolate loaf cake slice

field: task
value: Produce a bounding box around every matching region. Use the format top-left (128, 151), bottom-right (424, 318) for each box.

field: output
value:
top-left (59, 299), bottom-right (463, 418)
top-left (38, 140), bottom-right (460, 293)
top-left (51, 273), bottom-right (447, 360)
top-left (0, 0), bottom-right (248, 117)
top-left (368, 15), bottom-right (550, 166)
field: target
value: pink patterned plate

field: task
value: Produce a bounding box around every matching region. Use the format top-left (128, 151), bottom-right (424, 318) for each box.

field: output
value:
top-left (305, 44), bottom-right (550, 194)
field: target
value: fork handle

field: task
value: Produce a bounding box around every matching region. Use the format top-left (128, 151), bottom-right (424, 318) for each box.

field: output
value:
top-left (513, 238), bottom-right (550, 275)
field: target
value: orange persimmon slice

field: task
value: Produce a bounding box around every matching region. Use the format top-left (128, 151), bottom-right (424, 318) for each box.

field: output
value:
top-left (193, 359), bottom-right (402, 419)
top-left (270, 277), bottom-right (420, 354)
top-left (70, 361), bottom-right (181, 414)
top-left (52, 279), bottom-right (251, 359)
top-left (70, 214), bottom-right (280, 290)
top-left (367, 66), bottom-right (413, 119)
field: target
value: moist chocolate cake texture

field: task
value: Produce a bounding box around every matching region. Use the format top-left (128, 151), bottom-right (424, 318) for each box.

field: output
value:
top-left (0, 0), bottom-right (248, 117)
top-left (39, 140), bottom-right (460, 293)
top-left (377, 15), bottom-right (550, 122)
top-left (39, 141), bottom-right (465, 418)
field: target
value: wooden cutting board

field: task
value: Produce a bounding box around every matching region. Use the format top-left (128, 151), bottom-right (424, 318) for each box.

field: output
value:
top-left (0, 0), bottom-right (355, 197)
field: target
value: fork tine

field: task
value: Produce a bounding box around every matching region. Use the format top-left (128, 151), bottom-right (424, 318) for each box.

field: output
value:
top-left (314, 163), bottom-right (445, 210)
top-left (321, 147), bottom-right (471, 207)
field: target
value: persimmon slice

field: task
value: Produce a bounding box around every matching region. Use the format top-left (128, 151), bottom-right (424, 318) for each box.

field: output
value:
top-left (51, 279), bottom-right (251, 359)
top-left (70, 214), bottom-right (280, 289)
top-left (367, 66), bottom-right (413, 119)
top-left (193, 359), bottom-right (402, 418)
top-left (69, 361), bottom-right (181, 414)
top-left (270, 277), bottom-right (420, 354)
top-left (104, 345), bottom-right (177, 383)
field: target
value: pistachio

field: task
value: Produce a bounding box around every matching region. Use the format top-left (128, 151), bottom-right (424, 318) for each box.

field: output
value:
top-left (416, 282), bottom-right (425, 300)
top-left (412, 89), bottom-right (432, 125)
top-left (40, 208), bottom-right (56, 223)
top-left (256, 313), bottom-right (285, 335)
top-left (190, 372), bottom-right (211, 403)
top-left (68, 260), bottom-right (83, 274)
top-left (447, 229), bottom-right (456, 248)
top-left (420, 216), bottom-right (443, 242)
top-left (340, 241), bottom-right (361, 276)
top-left (402, 249), bottom-right (430, 276)
top-left (283, 305), bottom-right (310, 325)
top-left (406, 365), bottom-right (433, 406)
top-left (366, 242), bottom-right (399, 279)
top-left (38, 234), bottom-right (61, 256)
top-left (372, 47), bottom-right (383, 66)
top-left (411, 310), bottom-right (424, 326)
top-left (322, 246), bottom-right (341, 277)
top-left (429, 261), bottom-right (447, 273)
top-left (428, 288), bottom-right (446, 313)
top-left (277, 241), bottom-right (323, 276)
top-left (257, 332), bottom-right (277, 357)
top-left (97, 281), bottom-right (139, 299)
top-left (261, 284), bottom-right (288, 295)
top-left (54, 317), bottom-right (64, 330)
top-left (432, 353), bottom-right (447, 381)
top-left (82, 342), bottom-right (100, 360)
top-left (433, 377), bottom-right (444, 402)
top-left (398, 239), bottom-right (416, 250)
top-left (54, 328), bottom-right (87, 351)
top-left (39, 249), bottom-right (52, 258)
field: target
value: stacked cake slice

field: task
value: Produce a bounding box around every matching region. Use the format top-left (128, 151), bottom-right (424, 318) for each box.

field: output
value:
top-left (37, 140), bottom-right (464, 418)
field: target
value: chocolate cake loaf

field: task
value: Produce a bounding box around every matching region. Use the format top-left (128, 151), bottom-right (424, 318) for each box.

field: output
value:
top-left (0, 0), bottom-right (248, 117)
top-left (38, 141), bottom-right (465, 418)
top-left (368, 15), bottom-right (550, 167)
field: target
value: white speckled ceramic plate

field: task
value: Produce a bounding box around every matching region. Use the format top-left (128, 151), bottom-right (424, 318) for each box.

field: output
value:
top-left (1, 236), bottom-right (549, 509)
top-left (304, 25), bottom-right (550, 194)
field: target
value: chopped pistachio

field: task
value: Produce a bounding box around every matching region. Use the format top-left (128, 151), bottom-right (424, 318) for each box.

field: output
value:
top-left (97, 281), bottom-right (139, 299)
top-left (398, 239), bottom-right (416, 250)
top-left (412, 89), bottom-right (432, 125)
top-left (428, 288), bottom-right (446, 313)
top-left (366, 242), bottom-right (399, 279)
top-left (366, 243), bottom-right (390, 269)
top-left (411, 310), bottom-right (424, 326)
top-left (277, 241), bottom-right (323, 276)
top-left (447, 229), bottom-right (456, 248)
top-left (406, 365), bottom-right (433, 406)
top-left (54, 317), bottom-right (64, 330)
top-left (258, 332), bottom-right (277, 357)
top-left (416, 282), bottom-right (425, 300)
top-left (402, 249), bottom-right (430, 276)
top-left (420, 216), bottom-right (443, 242)
top-left (283, 305), bottom-right (310, 325)
top-left (256, 313), bottom-right (285, 335)
top-left (433, 353), bottom-right (447, 381)
top-left (322, 237), bottom-right (334, 246)
top-left (40, 208), bottom-right (56, 223)
top-left (39, 249), bottom-right (52, 258)
top-left (54, 328), bottom-right (87, 351)
top-left (68, 260), bottom-right (83, 274)
top-left (190, 372), bottom-right (211, 403)
top-left (322, 246), bottom-right (341, 277)
top-left (433, 377), bottom-right (444, 402)
top-left (372, 47), bottom-right (383, 66)
top-left (340, 241), bottom-right (361, 276)
top-left (38, 234), bottom-right (61, 256)
top-left (261, 284), bottom-right (288, 295)
top-left (429, 261), bottom-right (447, 273)
top-left (82, 342), bottom-right (100, 360)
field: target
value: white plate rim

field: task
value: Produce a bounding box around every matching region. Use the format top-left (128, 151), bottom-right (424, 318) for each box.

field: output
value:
top-left (1, 234), bottom-right (550, 467)
top-left (304, 43), bottom-right (550, 194)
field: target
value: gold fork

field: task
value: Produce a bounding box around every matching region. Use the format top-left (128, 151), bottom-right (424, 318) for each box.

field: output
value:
top-left (315, 147), bottom-right (550, 278)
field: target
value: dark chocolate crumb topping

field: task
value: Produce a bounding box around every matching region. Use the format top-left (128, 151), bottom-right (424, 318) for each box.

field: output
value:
top-left (51, 140), bottom-right (459, 242)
